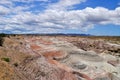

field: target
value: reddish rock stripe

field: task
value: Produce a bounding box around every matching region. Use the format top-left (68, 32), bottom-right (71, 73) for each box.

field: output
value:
top-left (30, 44), bottom-right (42, 50)
top-left (72, 71), bottom-right (93, 80)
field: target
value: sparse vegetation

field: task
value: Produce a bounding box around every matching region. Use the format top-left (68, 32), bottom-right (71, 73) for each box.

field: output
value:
top-left (0, 37), bottom-right (4, 46)
top-left (0, 33), bottom-right (8, 46)
top-left (0, 33), bottom-right (7, 37)
top-left (1, 57), bottom-right (10, 62)
top-left (13, 62), bottom-right (18, 67)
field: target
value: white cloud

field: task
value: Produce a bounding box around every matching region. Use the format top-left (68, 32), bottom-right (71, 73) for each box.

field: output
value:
top-left (0, 0), bottom-right (120, 33)
top-left (48, 0), bottom-right (86, 10)
top-left (4, 7), bottom-right (119, 33)
top-left (0, 0), bottom-right (12, 5)
top-left (0, 5), bottom-right (10, 15)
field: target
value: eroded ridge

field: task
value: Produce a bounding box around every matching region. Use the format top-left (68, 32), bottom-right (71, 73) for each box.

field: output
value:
top-left (0, 36), bottom-right (120, 80)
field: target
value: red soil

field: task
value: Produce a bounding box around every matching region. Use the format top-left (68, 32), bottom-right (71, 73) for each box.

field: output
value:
top-left (30, 44), bottom-right (42, 50)
top-left (43, 51), bottom-right (64, 59)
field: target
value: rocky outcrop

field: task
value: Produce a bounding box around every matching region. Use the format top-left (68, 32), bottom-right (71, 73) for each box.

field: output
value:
top-left (15, 56), bottom-right (77, 80)
top-left (0, 36), bottom-right (120, 80)
top-left (68, 38), bottom-right (120, 56)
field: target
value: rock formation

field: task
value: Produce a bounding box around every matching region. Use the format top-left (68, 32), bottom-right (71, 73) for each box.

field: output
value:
top-left (0, 36), bottom-right (120, 80)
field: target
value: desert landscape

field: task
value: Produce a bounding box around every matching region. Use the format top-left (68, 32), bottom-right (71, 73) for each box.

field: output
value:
top-left (0, 34), bottom-right (120, 80)
top-left (0, 0), bottom-right (120, 80)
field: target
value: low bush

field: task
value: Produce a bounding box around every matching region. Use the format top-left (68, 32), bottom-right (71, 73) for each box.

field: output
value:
top-left (0, 37), bottom-right (4, 46)
top-left (1, 57), bottom-right (10, 62)
top-left (13, 62), bottom-right (18, 67)
top-left (0, 33), bottom-right (7, 46)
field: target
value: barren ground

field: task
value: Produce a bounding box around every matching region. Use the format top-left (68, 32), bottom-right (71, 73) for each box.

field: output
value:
top-left (0, 35), bottom-right (120, 80)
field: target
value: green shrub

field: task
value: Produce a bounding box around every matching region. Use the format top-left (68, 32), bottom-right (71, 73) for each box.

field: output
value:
top-left (1, 57), bottom-right (10, 62)
top-left (0, 33), bottom-right (7, 37)
top-left (0, 33), bottom-right (7, 46)
top-left (0, 37), bottom-right (4, 46)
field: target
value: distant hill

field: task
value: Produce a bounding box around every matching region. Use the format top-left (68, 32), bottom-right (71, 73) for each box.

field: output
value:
top-left (0, 33), bottom-right (92, 36)
top-left (26, 33), bottom-right (92, 36)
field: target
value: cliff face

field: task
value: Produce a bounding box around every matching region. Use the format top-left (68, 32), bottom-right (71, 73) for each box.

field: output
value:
top-left (0, 36), bottom-right (120, 80)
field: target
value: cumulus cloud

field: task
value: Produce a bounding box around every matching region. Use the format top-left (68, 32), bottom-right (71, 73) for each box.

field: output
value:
top-left (0, 0), bottom-right (12, 5)
top-left (0, 0), bottom-right (120, 33)
top-left (48, 0), bottom-right (86, 10)
top-left (0, 5), bottom-right (10, 15)
top-left (16, 7), bottom-right (120, 31)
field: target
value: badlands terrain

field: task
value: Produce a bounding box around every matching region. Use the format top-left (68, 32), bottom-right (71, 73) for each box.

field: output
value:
top-left (0, 35), bottom-right (120, 80)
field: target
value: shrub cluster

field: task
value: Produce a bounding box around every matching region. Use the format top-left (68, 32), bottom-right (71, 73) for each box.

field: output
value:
top-left (1, 57), bottom-right (10, 62)
top-left (0, 33), bottom-right (7, 46)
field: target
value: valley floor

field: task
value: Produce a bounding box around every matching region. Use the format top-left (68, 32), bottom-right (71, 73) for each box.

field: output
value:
top-left (0, 35), bottom-right (120, 80)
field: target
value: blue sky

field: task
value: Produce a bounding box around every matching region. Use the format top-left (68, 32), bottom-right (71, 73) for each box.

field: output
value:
top-left (76, 0), bottom-right (120, 10)
top-left (0, 0), bottom-right (120, 36)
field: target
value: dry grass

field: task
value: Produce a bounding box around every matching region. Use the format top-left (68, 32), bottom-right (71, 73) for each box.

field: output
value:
top-left (0, 36), bottom-right (33, 80)
top-left (0, 61), bottom-right (14, 80)
top-left (79, 36), bottom-right (120, 44)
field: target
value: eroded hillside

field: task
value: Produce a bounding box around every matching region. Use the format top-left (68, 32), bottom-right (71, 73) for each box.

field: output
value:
top-left (0, 35), bottom-right (120, 80)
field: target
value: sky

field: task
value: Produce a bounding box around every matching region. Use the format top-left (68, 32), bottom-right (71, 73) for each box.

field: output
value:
top-left (0, 0), bottom-right (120, 36)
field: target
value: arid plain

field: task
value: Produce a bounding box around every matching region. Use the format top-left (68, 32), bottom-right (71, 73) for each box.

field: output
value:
top-left (0, 35), bottom-right (120, 80)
